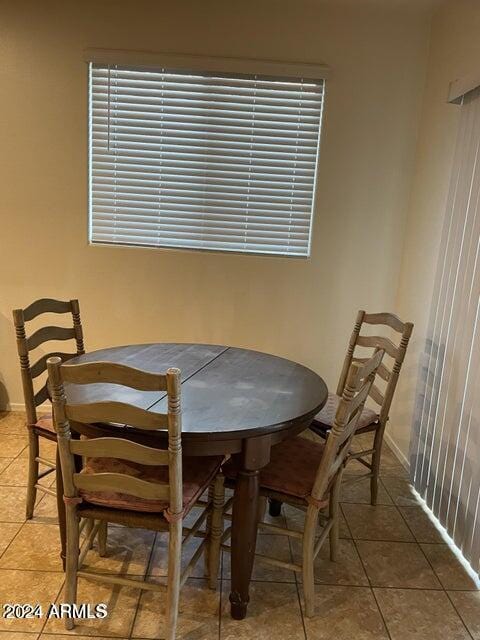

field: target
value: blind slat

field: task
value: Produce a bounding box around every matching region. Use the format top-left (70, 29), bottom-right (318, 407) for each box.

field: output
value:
top-left (92, 161), bottom-right (315, 180)
top-left (92, 214), bottom-right (311, 230)
top-left (92, 173), bottom-right (315, 190)
top-left (92, 147), bottom-right (316, 167)
top-left (92, 202), bottom-right (312, 216)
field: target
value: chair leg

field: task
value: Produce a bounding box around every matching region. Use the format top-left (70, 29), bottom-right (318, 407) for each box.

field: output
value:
top-left (98, 521), bottom-right (108, 557)
top-left (302, 507), bottom-right (318, 618)
top-left (84, 519), bottom-right (95, 549)
top-left (64, 506), bottom-right (80, 630)
top-left (208, 474), bottom-right (225, 590)
top-left (370, 429), bottom-right (384, 506)
top-left (166, 519), bottom-right (182, 640)
top-left (268, 498), bottom-right (282, 517)
top-left (204, 483), bottom-right (215, 578)
top-left (26, 431), bottom-right (39, 519)
top-left (329, 474), bottom-right (342, 562)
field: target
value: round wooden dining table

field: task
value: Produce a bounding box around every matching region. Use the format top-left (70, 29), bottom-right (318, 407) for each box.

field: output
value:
top-left (56, 343), bottom-right (328, 619)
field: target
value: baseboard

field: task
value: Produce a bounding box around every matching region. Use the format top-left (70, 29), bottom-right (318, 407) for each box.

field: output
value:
top-left (384, 431), bottom-right (410, 472)
top-left (2, 402), bottom-right (50, 413)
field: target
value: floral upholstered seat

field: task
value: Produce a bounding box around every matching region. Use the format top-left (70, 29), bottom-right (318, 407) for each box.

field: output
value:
top-left (80, 454), bottom-right (223, 514)
top-left (312, 392), bottom-right (378, 432)
top-left (223, 436), bottom-right (328, 506)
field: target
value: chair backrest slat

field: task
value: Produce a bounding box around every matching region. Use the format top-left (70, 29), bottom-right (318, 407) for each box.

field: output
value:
top-left (352, 357), bottom-right (390, 382)
top-left (369, 383), bottom-right (385, 407)
top-left (61, 361), bottom-right (167, 391)
top-left (30, 352), bottom-right (78, 379)
top-left (335, 412), bottom-right (365, 449)
top-left (356, 335), bottom-right (399, 359)
top-left (311, 349), bottom-right (385, 502)
top-left (47, 358), bottom-right (182, 518)
top-left (73, 472), bottom-right (170, 502)
top-left (362, 312), bottom-right (407, 333)
top-left (23, 298), bottom-right (73, 322)
top-left (328, 449), bottom-right (349, 481)
top-left (13, 298), bottom-right (85, 425)
top-left (34, 385), bottom-right (50, 407)
top-left (336, 310), bottom-right (413, 427)
top-left (65, 402), bottom-right (168, 430)
top-left (70, 437), bottom-right (170, 466)
top-left (27, 326), bottom-right (76, 352)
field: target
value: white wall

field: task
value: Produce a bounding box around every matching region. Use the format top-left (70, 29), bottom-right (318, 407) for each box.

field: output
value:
top-left (0, 0), bottom-right (430, 410)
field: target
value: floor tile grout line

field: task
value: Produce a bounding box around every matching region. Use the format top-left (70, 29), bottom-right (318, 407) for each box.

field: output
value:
top-left (40, 630), bottom-right (126, 639)
top-left (336, 498), bottom-right (416, 543)
top-left (127, 528), bottom-right (158, 640)
top-left (395, 501), bottom-right (476, 639)
top-left (37, 569), bottom-right (66, 637)
top-left (339, 535), bottom-right (445, 545)
top-left (393, 496), bottom-right (438, 545)
top-left (0, 456), bottom-right (22, 480)
top-left (443, 589), bottom-right (476, 640)
top-left (396, 501), bottom-right (455, 590)
top-left (340, 502), bottom-right (393, 640)
top-left (380, 476), bottom-right (422, 510)
top-left (294, 574), bottom-right (308, 640)
top-left (309, 582), bottom-right (444, 591)
top-left (0, 517), bottom-right (32, 564)
top-left (367, 587), bottom-right (393, 640)
top-left (38, 632), bottom-right (123, 638)
top-left (341, 488), bottom-right (459, 592)
top-left (338, 475), bottom-right (394, 507)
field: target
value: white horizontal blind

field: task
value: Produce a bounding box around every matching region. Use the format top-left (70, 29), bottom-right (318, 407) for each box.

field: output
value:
top-left (89, 63), bottom-right (324, 256)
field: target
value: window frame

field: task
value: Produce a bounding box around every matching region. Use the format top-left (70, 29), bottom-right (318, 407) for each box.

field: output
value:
top-left (86, 49), bottom-right (329, 259)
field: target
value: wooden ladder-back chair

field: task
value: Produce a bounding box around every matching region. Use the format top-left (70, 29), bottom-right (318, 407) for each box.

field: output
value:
top-left (310, 310), bottom-right (413, 505)
top-left (223, 350), bottom-right (385, 617)
top-left (47, 358), bottom-right (225, 640)
top-left (12, 298), bottom-right (85, 518)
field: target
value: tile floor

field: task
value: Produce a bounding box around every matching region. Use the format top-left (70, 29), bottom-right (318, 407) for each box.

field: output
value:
top-left (0, 411), bottom-right (478, 639)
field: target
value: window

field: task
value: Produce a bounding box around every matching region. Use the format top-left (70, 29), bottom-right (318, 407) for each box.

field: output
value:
top-left (88, 57), bottom-right (325, 257)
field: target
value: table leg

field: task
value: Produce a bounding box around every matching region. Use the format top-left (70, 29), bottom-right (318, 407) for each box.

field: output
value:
top-left (268, 498), bottom-right (282, 517)
top-left (55, 446), bottom-right (66, 570)
top-left (229, 467), bottom-right (260, 620)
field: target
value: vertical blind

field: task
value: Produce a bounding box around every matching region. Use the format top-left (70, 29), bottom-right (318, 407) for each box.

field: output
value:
top-left (88, 63), bottom-right (324, 256)
top-left (411, 86), bottom-right (480, 572)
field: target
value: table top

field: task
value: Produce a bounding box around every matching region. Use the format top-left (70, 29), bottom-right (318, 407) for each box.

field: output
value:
top-left (67, 343), bottom-right (328, 440)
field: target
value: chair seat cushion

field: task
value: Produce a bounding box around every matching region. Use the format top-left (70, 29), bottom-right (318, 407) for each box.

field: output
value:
top-left (223, 436), bottom-right (328, 506)
top-left (313, 392), bottom-right (378, 431)
top-left (30, 414), bottom-right (56, 434)
top-left (79, 454), bottom-right (223, 514)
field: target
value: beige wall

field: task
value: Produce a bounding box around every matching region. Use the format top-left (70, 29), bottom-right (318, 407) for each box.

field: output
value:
top-left (389, 0), bottom-right (480, 461)
top-left (0, 0), bottom-right (430, 410)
